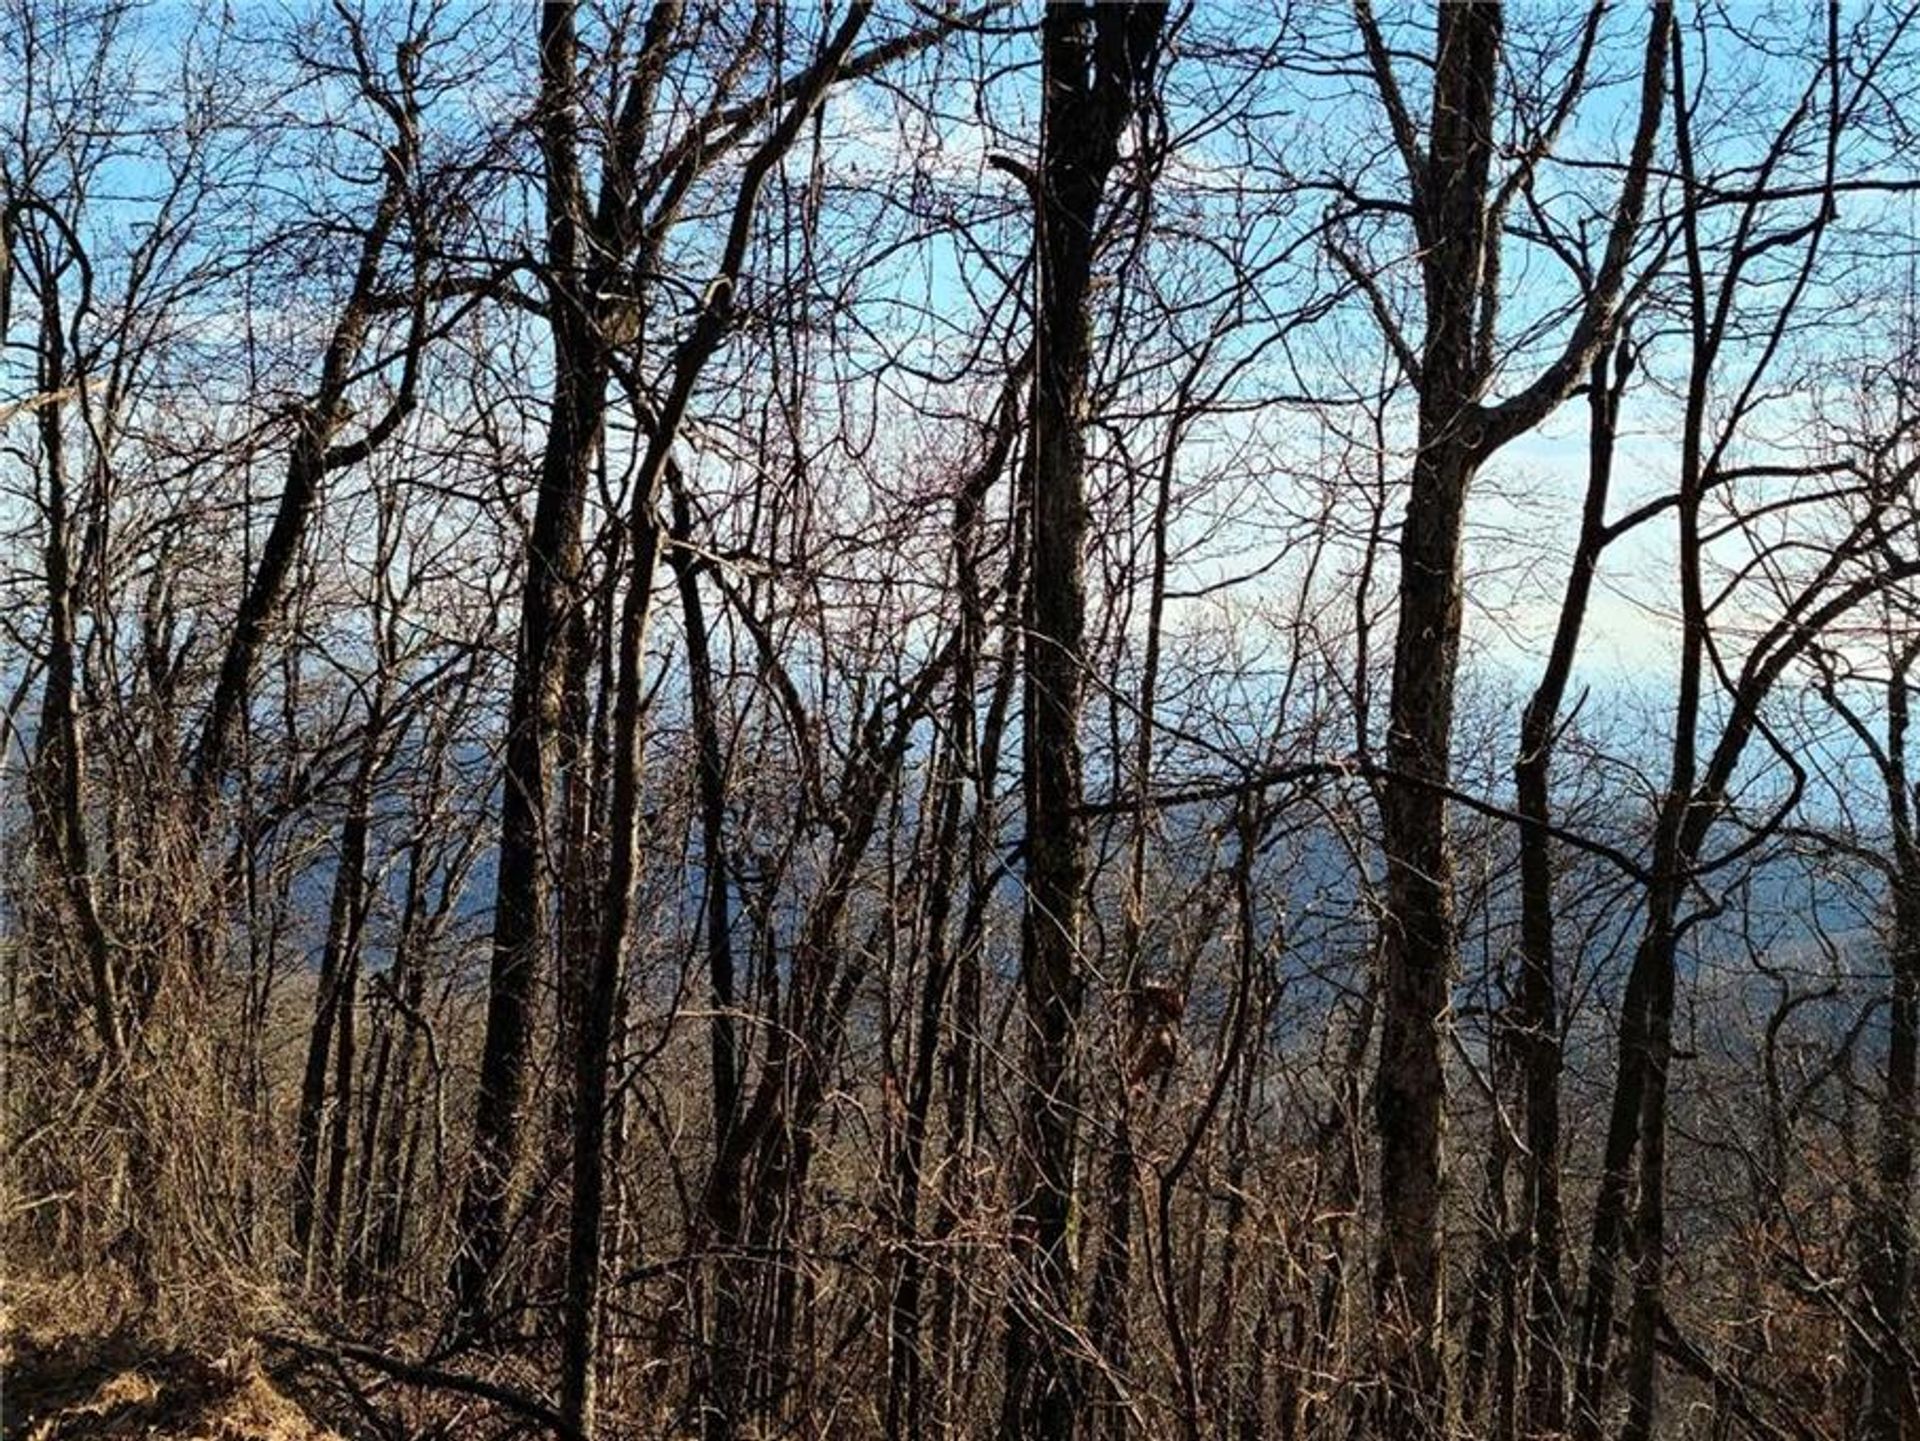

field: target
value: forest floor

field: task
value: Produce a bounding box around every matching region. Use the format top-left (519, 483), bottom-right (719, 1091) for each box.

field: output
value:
top-left (0, 1282), bottom-right (337, 1441)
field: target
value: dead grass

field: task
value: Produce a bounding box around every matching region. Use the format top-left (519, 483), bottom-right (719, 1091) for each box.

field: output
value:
top-left (1, 1279), bottom-right (338, 1441)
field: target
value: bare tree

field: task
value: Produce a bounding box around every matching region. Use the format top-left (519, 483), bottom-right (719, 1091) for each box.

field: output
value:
top-left (1337, 5), bottom-right (1671, 1431)
top-left (6, 6), bottom-right (1920, 1440)
top-left (999, 7), bottom-right (1166, 1439)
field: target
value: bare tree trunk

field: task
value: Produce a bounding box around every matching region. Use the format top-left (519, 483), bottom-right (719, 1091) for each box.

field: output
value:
top-left (1858, 876), bottom-right (1919, 1439)
top-left (1511, 342), bottom-right (1630, 1432)
top-left (1346, 7), bottom-right (1668, 1427)
top-left (449, 1), bottom-right (605, 1331)
top-left (538, 557), bottom-right (604, 1291)
top-left (886, 367), bottom-right (1023, 1441)
top-left (1855, 640), bottom-right (1920, 1439)
top-left (558, 13), bottom-right (870, 1432)
top-left (290, 727), bottom-right (380, 1281)
top-left (344, 830), bottom-right (425, 1301)
top-left (25, 293), bottom-right (123, 1074)
top-left (1368, 14), bottom-right (1501, 1430)
top-left (190, 74), bottom-right (423, 807)
top-left (1001, 10), bottom-right (1166, 1439)
top-left (1088, 362), bottom-right (1187, 1441)
top-left (932, 495), bottom-right (1025, 1434)
top-left (884, 709), bottom-right (966, 1441)
top-left (669, 490), bottom-right (740, 1164)
top-left (318, 919), bottom-right (361, 1281)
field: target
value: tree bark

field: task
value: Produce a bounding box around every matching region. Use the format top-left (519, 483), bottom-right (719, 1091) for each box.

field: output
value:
top-left (557, 10), bottom-right (869, 1432)
top-left (1369, 12), bottom-right (1504, 1426)
top-left (1511, 342), bottom-right (1630, 1432)
top-left (448, 0), bottom-right (606, 1332)
top-left (289, 723), bottom-right (380, 1281)
top-left (1858, 857), bottom-right (1919, 1440)
top-left (1002, 8), bottom-right (1166, 1439)
top-left (1348, 7), bottom-right (1670, 1430)
top-left (885, 364), bottom-right (1023, 1441)
top-left (1855, 640), bottom-right (1920, 1439)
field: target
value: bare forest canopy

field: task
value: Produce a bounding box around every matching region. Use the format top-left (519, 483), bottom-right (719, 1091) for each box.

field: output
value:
top-left (4, 3), bottom-right (1920, 1440)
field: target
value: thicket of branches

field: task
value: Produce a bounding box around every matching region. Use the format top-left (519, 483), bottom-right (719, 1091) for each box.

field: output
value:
top-left (5, 3), bottom-right (1920, 1439)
